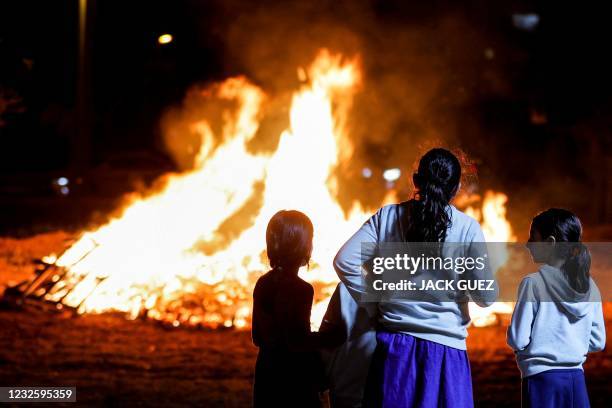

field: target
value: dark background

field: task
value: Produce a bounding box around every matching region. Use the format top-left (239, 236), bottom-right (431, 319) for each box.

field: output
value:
top-left (0, 0), bottom-right (611, 237)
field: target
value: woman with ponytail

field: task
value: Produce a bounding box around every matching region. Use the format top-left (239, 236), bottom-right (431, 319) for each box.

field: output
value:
top-left (330, 148), bottom-right (496, 407)
top-left (508, 208), bottom-right (606, 408)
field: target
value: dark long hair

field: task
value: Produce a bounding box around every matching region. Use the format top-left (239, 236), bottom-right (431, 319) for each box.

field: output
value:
top-left (531, 208), bottom-right (591, 293)
top-left (404, 148), bottom-right (461, 242)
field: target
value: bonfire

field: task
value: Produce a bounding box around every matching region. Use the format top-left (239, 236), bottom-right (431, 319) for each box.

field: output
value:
top-left (11, 50), bottom-right (515, 330)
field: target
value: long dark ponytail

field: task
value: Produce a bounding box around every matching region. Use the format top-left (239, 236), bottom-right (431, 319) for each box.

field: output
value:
top-left (404, 148), bottom-right (461, 242)
top-left (531, 208), bottom-right (591, 293)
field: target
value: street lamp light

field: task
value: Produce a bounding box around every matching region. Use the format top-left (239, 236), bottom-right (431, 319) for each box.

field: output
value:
top-left (158, 34), bottom-right (173, 45)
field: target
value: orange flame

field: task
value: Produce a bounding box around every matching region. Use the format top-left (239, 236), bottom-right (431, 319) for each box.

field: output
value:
top-left (466, 191), bottom-right (516, 327)
top-left (47, 50), bottom-right (368, 329)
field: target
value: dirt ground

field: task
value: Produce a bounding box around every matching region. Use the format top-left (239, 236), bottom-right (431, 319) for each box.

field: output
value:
top-left (0, 233), bottom-right (610, 407)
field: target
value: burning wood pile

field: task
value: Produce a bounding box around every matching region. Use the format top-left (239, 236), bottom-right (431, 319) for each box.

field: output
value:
top-left (1, 50), bottom-right (515, 330)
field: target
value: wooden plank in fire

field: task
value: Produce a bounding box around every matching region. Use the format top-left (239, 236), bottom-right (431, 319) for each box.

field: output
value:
top-left (1, 237), bottom-right (99, 310)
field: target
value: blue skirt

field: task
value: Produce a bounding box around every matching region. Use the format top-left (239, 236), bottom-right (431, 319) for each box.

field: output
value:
top-left (522, 369), bottom-right (590, 408)
top-left (364, 331), bottom-right (474, 408)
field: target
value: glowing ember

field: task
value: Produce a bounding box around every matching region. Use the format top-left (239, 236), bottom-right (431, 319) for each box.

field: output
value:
top-left (43, 50), bottom-right (515, 330)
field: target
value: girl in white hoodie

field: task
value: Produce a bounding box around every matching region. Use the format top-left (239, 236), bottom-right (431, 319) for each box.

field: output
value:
top-left (333, 148), bottom-right (497, 407)
top-left (508, 208), bottom-right (606, 408)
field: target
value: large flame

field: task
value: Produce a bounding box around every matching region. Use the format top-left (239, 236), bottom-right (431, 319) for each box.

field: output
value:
top-left (43, 50), bottom-right (514, 330)
top-left (45, 50), bottom-right (367, 329)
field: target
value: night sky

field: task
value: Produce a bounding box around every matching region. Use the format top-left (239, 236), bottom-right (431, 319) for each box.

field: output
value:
top-left (1, 0), bottom-right (611, 234)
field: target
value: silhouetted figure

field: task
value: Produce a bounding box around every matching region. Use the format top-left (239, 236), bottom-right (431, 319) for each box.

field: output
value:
top-left (252, 210), bottom-right (343, 408)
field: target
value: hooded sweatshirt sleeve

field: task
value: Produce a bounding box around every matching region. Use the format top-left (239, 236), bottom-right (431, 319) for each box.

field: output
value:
top-left (507, 276), bottom-right (538, 351)
top-left (333, 208), bottom-right (381, 303)
top-left (589, 297), bottom-right (606, 352)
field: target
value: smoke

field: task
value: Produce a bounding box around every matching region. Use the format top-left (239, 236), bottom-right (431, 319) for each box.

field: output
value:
top-left (161, 82), bottom-right (243, 170)
top-left (162, 0), bottom-right (515, 210)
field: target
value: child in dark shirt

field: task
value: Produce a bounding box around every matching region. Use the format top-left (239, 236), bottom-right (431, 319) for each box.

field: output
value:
top-left (252, 210), bottom-right (342, 408)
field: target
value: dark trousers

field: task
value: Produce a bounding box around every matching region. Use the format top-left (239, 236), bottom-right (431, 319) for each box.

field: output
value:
top-left (522, 369), bottom-right (590, 408)
top-left (253, 348), bottom-right (322, 408)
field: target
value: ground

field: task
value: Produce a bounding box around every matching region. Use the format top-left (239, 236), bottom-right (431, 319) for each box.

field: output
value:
top-left (0, 233), bottom-right (610, 407)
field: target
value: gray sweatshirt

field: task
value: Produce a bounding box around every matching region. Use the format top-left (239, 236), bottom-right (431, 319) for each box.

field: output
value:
top-left (507, 264), bottom-right (606, 378)
top-left (333, 203), bottom-right (496, 350)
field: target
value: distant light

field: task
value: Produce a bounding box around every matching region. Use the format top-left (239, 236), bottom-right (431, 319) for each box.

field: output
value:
top-left (60, 186), bottom-right (70, 196)
top-left (56, 177), bottom-right (69, 186)
top-left (484, 48), bottom-right (495, 60)
top-left (362, 167), bottom-right (372, 178)
top-left (383, 168), bottom-right (401, 182)
top-left (158, 34), bottom-right (173, 45)
top-left (530, 109), bottom-right (548, 125)
top-left (512, 13), bottom-right (540, 31)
